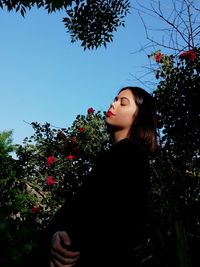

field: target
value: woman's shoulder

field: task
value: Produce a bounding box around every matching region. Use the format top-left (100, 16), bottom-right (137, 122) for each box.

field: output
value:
top-left (114, 138), bottom-right (149, 155)
top-left (95, 138), bottom-right (149, 167)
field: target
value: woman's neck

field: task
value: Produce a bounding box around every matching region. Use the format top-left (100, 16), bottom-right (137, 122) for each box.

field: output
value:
top-left (112, 130), bottom-right (130, 144)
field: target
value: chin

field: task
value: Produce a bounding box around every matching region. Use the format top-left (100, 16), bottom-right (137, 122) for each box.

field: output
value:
top-left (105, 117), bottom-right (110, 124)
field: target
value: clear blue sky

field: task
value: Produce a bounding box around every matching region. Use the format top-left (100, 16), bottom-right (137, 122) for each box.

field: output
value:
top-left (0, 2), bottom-right (165, 145)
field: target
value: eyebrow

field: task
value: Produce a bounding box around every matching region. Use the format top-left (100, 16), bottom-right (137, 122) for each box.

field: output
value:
top-left (115, 96), bottom-right (130, 102)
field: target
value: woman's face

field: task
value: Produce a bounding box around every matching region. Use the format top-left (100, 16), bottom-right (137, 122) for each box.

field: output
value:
top-left (105, 89), bottom-right (138, 134)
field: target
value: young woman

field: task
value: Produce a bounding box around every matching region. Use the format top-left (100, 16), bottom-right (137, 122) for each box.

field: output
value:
top-left (28, 86), bottom-right (157, 267)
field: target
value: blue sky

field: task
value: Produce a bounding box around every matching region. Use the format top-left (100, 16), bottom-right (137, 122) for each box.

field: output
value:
top-left (0, 2), bottom-right (161, 145)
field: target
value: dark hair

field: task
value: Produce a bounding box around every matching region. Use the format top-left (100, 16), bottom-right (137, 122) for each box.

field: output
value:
top-left (119, 86), bottom-right (158, 152)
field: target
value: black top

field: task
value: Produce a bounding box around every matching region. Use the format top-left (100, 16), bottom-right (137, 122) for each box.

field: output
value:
top-left (27, 138), bottom-right (150, 267)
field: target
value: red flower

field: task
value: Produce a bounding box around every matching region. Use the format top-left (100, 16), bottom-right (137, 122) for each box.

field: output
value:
top-left (179, 50), bottom-right (197, 62)
top-left (32, 206), bottom-right (41, 213)
top-left (87, 107), bottom-right (95, 114)
top-left (47, 156), bottom-right (56, 167)
top-left (154, 52), bottom-right (163, 63)
top-left (46, 176), bottom-right (55, 186)
top-left (78, 127), bottom-right (84, 133)
top-left (67, 155), bottom-right (75, 160)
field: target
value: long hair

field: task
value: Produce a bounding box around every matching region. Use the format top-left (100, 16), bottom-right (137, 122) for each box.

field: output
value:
top-left (119, 86), bottom-right (158, 152)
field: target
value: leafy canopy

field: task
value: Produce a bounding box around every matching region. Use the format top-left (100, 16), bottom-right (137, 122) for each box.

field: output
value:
top-left (0, 0), bottom-right (130, 49)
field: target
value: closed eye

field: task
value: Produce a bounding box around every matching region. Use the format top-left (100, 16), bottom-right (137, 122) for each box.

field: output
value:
top-left (121, 98), bottom-right (129, 105)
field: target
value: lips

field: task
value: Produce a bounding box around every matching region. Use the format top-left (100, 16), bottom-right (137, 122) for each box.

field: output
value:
top-left (106, 110), bottom-right (115, 117)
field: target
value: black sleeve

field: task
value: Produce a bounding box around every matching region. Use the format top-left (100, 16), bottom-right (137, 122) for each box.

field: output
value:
top-left (104, 139), bottom-right (150, 266)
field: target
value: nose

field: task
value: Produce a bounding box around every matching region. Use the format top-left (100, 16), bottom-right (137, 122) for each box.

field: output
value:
top-left (110, 101), bottom-right (115, 109)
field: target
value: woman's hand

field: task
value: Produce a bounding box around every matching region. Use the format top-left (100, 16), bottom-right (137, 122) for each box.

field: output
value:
top-left (50, 231), bottom-right (80, 267)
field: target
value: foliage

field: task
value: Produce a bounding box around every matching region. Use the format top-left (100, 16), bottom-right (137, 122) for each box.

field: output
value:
top-left (0, 131), bottom-right (23, 267)
top-left (0, 109), bottom-right (109, 266)
top-left (147, 48), bottom-right (200, 267)
top-left (0, 130), bottom-right (15, 156)
top-left (0, 0), bottom-right (130, 49)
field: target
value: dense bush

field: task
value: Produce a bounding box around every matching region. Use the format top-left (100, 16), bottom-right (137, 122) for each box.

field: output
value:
top-left (0, 109), bottom-right (109, 266)
top-left (147, 48), bottom-right (200, 267)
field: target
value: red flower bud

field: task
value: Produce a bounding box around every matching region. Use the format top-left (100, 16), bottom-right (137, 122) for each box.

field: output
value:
top-left (154, 52), bottom-right (163, 63)
top-left (47, 156), bottom-right (56, 167)
top-left (46, 176), bottom-right (55, 186)
top-left (67, 155), bottom-right (75, 160)
top-left (87, 107), bottom-right (95, 114)
top-left (32, 206), bottom-right (41, 213)
top-left (78, 127), bottom-right (84, 133)
top-left (179, 50), bottom-right (197, 62)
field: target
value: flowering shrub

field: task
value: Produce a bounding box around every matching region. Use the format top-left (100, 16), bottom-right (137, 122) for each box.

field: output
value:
top-left (147, 48), bottom-right (200, 266)
top-left (16, 109), bottom-right (109, 227)
top-left (1, 109), bottom-right (109, 266)
top-left (152, 48), bottom-right (200, 158)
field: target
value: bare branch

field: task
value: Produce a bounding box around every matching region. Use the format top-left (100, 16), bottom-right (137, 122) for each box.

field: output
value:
top-left (137, 10), bottom-right (181, 52)
top-left (150, 1), bottom-right (189, 46)
top-left (186, 1), bottom-right (195, 47)
top-left (134, 0), bottom-right (200, 52)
